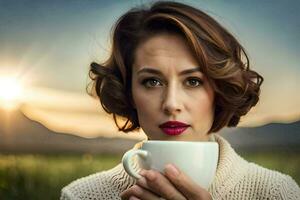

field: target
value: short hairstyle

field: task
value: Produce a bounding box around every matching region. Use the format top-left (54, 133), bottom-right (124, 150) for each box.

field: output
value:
top-left (87, 1), bottom-right (263, 134)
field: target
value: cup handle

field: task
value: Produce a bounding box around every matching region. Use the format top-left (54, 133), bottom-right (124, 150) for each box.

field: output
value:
top-left (122, 149), bottom-right (149, 179)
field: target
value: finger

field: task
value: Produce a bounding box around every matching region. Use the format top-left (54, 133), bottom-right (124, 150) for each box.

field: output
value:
top-left (120, 184), bottom-right (161, 200)
top-left (138, 169), bottom-right (186, 200)
top-left (135, 176), bottom-right (151, 190)
top-left (128, 196), bottom-right (141, 200)
top-left (164, 164), bottom-right (212, 200)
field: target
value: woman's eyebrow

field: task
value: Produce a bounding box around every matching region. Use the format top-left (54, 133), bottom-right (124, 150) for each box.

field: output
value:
top-left (137, 67), bottom-right (202, 76)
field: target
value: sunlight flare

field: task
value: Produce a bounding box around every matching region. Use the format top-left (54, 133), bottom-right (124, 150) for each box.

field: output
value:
top-left (0, 76), bottom-right (23, 110)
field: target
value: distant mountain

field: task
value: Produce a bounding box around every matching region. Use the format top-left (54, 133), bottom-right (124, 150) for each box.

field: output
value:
top-left (0, 108), bottom-right (139, 154)
top-left (220, 121), bottom-right (300, 151)
top-left (0, 108), bottom-right (299, 154)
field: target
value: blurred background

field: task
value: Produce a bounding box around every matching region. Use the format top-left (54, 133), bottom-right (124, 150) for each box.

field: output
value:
top-left (0, 0), bottom-right (299, 199)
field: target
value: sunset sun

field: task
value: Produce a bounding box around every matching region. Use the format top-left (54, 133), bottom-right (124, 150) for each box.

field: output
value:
top-left (0, 76), bottom-right (23, 110)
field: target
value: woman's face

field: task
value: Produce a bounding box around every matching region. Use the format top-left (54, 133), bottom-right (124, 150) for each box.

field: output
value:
top-left (131, 33), bottom-right (215, 141)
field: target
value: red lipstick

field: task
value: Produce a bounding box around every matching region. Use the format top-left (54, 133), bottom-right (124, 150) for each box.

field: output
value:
top-left (159, 121), bottom-right (190, 136)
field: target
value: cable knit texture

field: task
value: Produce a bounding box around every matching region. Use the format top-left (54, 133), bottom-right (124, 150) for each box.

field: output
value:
top-left (60, 134), bottom-right (300, 200)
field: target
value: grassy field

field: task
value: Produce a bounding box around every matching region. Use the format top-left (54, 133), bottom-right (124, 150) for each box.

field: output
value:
top-left (0, 154), bottom-right (122, 200)
top-left (0, 151), bottom-right (299, 200)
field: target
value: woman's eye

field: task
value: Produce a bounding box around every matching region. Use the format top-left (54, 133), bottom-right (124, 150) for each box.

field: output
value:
top-left (141, 78), bottom-right (162, 88)
top-left (185, 78), bottom-right (203, 87)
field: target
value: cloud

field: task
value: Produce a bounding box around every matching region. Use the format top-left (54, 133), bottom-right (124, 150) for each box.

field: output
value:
top-left (20, 86), bottom-right (146, 139)
top-left (19, 86), bottom-right (300, 138)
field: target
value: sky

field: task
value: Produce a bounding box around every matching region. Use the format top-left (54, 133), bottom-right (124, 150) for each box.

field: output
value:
top-left (0, 0), bottom-right (299, 138)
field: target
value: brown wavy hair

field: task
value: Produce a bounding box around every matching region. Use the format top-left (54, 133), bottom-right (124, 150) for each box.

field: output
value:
top-left (87, 1), bottom-right (263, 134)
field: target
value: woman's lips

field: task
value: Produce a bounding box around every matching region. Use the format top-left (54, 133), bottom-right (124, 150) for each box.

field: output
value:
top-left (159, 121), bottom-right (190, 136)
top-left (161, 126), bottom-right (188, 135)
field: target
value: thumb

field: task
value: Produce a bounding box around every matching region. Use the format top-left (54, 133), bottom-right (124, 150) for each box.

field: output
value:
top-left (164, 164), bottom-right (212, 200)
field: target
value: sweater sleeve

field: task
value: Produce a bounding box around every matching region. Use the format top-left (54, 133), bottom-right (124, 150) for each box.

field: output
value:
top-left (59, 163), bottom-right (132, 200)
top-left (59, 170), bottom-right (119, 200)
top-left (278, 175), bottom-right (300, 200)
top-left (60, 188), bottom-right (78, 200)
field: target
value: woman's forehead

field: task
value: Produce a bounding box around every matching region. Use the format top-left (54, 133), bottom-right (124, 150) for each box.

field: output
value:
top-left (134, 65), bottom-right (204, 77)
top-left (133, 34), bottom-right (199, 71)
top-left (136, 33), bottom-right (191, 56)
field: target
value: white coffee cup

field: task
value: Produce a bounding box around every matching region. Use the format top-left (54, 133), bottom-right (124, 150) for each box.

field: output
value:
top-left (122, 140), bottom-right (219, 189)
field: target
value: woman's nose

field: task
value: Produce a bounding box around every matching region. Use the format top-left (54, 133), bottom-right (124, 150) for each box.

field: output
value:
top-left (161, 84), bottom-right (183, 116)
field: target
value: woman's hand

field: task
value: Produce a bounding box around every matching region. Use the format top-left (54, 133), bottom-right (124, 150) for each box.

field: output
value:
top-left (120, 164), bottom-right (212, 200)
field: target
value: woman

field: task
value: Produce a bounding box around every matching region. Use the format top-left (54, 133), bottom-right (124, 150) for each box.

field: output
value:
top-left (61, 1), bottom-right (300, 200)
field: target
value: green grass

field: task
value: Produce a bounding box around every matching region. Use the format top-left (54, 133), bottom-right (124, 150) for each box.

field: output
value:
top-left (0, 152), bottom-right (299, 200)
top-left (0, 154), bottom-right (122, 200)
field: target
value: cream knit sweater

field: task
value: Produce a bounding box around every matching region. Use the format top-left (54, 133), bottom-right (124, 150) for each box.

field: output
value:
top-left (60, 134), bottom-right (300, 200)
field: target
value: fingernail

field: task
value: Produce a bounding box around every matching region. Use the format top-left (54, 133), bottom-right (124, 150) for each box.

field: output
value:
top-left (137, 177), bottom-right (147, 183)
top-left (165, 164), bottom-right (179, 176)
top-left (129, 196), bottom-right (141, 200)
top-left (144, 170), bottom-right (156, 181)
top-left (137, 176), bottom-right (147, 186)
top-left (139, 169), bottom-right (146, 176)
top-left (139, 169), bottom-right (156, 181)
